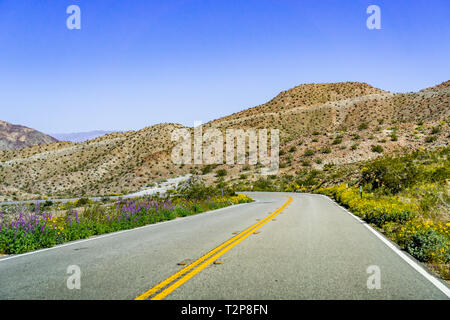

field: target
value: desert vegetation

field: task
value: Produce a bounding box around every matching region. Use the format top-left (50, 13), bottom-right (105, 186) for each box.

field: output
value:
top-left (232, 146), bottom-right (450, 280)
top-left (0, 188), bottom-right (252, 255)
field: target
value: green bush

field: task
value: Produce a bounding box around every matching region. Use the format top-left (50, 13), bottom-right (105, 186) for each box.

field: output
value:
top-left (253, 177), bottom-right (273, 191)
top-left (391, 133), bottom-right (398, 141)
top-left (431, 126), bottom-right (441, 135)
top-left (371, 145), bottom-right (383, 153)
top-left (361, 156), bottom-right (419, 193)
top-left (76, 198), bottom-right (89, 206)
top-left (301, 160), bottom-right (311, 166)
top-left (201, 165), bottom-right (213, 175)
top-left (351, 143), bottom-right (359, 150)
top-left (405, 228), bottom-right (450, 263)
top-left (216, 169), bottom-right (227, 177)
top-left (180, 182), bottom-right (218, 199)
top-left (358, 123), bottom-right (368, 130)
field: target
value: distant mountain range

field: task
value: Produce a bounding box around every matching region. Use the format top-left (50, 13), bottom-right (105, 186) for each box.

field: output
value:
top-left (0, 123), bottom-right (117, 150)
top-left (0, 120), bottom-right (58, 151)
top-left (49, 130), bottom-right (117, 143)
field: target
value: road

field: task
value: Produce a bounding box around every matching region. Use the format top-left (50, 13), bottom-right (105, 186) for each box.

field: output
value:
top-left (0, 193), bottom-right (449, 300)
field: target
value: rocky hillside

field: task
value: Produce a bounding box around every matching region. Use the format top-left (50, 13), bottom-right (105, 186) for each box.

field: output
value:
top-left (420, 80), bottom-right (450, 92)
top-left (0, 81), bottom-right (448, 201)
top-left (198, 81), bottom-right (448, 178)
top-left (0, 120), bottom-right (58, 151)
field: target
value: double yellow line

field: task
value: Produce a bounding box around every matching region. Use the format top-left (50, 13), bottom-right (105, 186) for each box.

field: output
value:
top-left (134, 195), bottom-right (293, 300)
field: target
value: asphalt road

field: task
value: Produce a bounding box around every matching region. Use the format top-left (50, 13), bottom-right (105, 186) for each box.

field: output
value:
top-left (0, 193), bottom-right (449, 300)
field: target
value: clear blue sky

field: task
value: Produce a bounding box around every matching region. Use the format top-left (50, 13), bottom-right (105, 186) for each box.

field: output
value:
top-left (0, 0), bottom-right (449, 133)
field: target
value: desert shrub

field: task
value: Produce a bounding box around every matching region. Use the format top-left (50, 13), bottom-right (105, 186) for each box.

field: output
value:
top-left (301, 160), bottom-right (311, 166)
top-left (430, 166), bottom-right (449, 182)
top-left (431, 126), bottom-right (441, 135)
top-left (216, 169), bottom-right (227, 177)
top-left (42, 200), bottom-right (53, 208)
top-left (252, 177), bottom-right (272, 191)
top-left (371, 145), bottom-right (383, 153)
top-left (404, 228), bottom-right (449, 263)
top-left (296, 170), bottom-right (322, 186)
top-left (201, 165), bottom-right (213, 175)
top-left (358, 123), bottom-right (368, 130)
top-left (351, 143), bottom-right (359, 150)
top-left (361, 157), bottom-right (419, 193)
top-left (76, 198), bottom-right (89, 206)
top-left (391, 133), bottom-right (398, 141)
top-left (180, 182), bottom-right (217, 199)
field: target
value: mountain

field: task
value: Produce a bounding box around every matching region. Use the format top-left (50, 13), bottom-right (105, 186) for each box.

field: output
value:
top-left (420, 80), bottom-right (450, 92)
top-left (0, 120), bottom-right (58, 151)
top-left (0, 81), bottom-right (448, 201)
top-left (50, 130), bottom-right (117, 143)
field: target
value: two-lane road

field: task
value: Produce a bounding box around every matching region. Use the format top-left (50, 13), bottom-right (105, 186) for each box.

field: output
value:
top-left (0, 193), bottom-right (448, 299)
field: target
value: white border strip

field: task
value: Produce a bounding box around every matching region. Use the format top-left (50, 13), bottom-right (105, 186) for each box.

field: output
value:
top-left (0, 200), bottom-right (258, 263)
top-left (318, 193), bottom-right (450, 298)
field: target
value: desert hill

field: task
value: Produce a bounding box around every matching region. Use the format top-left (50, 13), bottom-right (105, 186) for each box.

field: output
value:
top-left (0, 81), bottom-right (448, 201)
top-left (420, 80), bottom-right (450, 92)
top-left (0, 120), bottom-right (58, 151)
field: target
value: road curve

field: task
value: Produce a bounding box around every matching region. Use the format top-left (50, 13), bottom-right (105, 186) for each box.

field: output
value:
top-left (0, 193), bottom-right (448, 300)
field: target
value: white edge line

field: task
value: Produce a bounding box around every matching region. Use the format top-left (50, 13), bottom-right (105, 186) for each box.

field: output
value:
top-left (317, 193), bottom-right (450, 298)
top-left (0, 199), bottom-right (259, 263)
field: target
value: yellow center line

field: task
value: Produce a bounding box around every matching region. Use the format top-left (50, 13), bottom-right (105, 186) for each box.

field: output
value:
top-left (134, 195), bottom-right (293, 300)
top-left (134, 199), bottom-right (285, 300)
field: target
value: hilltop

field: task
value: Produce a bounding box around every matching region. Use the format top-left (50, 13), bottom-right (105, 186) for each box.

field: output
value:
top-left (421, 80), bottom-right (450, 92)
top-left (0, 120), bottom-right (58, 151)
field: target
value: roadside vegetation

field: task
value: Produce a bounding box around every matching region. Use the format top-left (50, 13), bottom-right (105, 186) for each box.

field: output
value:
top-left (0, 185), bottom-right (252, 255)
top-left (232, 146), bottom-right (449, 280)
top-left (315, 147), bottom-right (449, 280)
